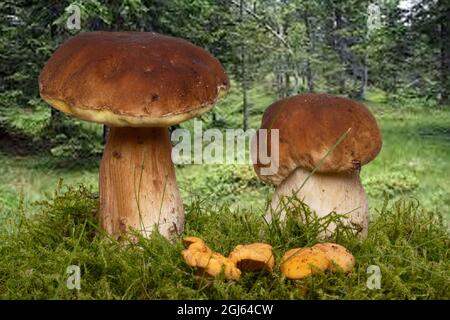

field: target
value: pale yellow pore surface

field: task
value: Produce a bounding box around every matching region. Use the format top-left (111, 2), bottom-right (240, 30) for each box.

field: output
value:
top-left (42, 97), bottom-right (214, 127)
top-left (42, 85), bottom-right (229, 127)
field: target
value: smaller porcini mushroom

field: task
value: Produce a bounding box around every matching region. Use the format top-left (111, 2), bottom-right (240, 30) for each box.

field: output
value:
top-left (280, 247), bottom-right (329, 280)
top-left (181, 250), bottom-right (241, 281)
top-left (312, 243), bottom-right (355, 273)
top-left (228, 243), bottom-right (275, 272)
top-left (253, 93), bottom-right (382, 237)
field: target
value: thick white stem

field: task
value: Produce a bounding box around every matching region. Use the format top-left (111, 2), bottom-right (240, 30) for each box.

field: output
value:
top-left (267, 167), bottom-right (368, 237)
top-left (99, 127), bottom-right (184, 240)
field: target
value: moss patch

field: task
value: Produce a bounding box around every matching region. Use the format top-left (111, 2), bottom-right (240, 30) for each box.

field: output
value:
top-left (0, 185), bottom-right (448, 299)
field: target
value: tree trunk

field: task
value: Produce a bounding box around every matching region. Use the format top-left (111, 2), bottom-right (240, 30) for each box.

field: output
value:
top-left (305, 60), bottom-right (314, 92)
top-left (242, 79), bottom-right (249, 131)
top-left (339, 74), bottom-right (346, 94)
top-left (240, 0), bottom-right (250, 130)
top-left (355, 58), bottom-right (368, 99)
top-left (48, 5), bottom-right (63, 132)
top-left (102, 126), bottom-right (110, 145)
top-left (275, 63), bottom-right (284, 97)
top-left (332, 7), bottom-right (366, 98)
top-left (49, 107), bottom-right (63, 132)
top-left (285, 73), bottom-right (290, 95)
top-left (438, 2), bottom-right (450, 105)
top-left (304, 15), bottom-right (315, 92)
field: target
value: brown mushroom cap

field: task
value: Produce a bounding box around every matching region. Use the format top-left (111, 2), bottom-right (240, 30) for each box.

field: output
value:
top-left (39, 32), bottom-right (229, 127)
top-left (312, 243), bottom-right (355, 273)
top-left (228, 243), bottom-right (275, 272)
top-left (280, 247), bottom-right (330, 280)
top-left (254, 93), bottom-right (382, 185)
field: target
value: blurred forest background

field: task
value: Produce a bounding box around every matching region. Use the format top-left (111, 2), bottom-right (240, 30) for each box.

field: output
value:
top-left (0, 0), bottom-right (449, 223)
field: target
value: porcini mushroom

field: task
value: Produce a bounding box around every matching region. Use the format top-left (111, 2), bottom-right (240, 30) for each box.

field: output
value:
top-left (253, 93), bottom-right (382, 237)
top-left (183, 236), bottom-right (208, 248)
top-left (228, 243), bottom-right (275, 272)
top-left (312, 243), bottom-right (355, 273)
top-left (39, 32), bottom-right (229, 239)
top-left (280, 247), bottom-right (329, 280)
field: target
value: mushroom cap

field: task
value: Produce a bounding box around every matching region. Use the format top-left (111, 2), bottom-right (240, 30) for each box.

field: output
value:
top-left (182, 236), bottom-right (212, 254)
top-left (183, 236), bottom-right (206, 248)
top-left (312, 243), bottom-right (355, 273)
top-left (228, 243), bottom-right (275, 272)
top-left (181, 250), bottom-right (241, 281)
top-left (280, 247), bottom-right (330, 280)
top-left (39, 32), bottom-right (229, 127)
top-left (253, 93), bottom-right (382, 185)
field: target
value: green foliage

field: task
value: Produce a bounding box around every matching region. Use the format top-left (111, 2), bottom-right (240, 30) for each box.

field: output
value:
top-left (0, 184), bottom-right (20, 235)
top-left (0, 91), bottom-right (49, 136)
top-left (0, 90), bottom-right (102, 159)
top-left (49, 130), bottom-right (103, 159)
top-left (178, 164), bottom-right (269, 204)
top-left (365, 172), bottom-right (419, 198)
top-left (0, 185), bottom-right (448, 299)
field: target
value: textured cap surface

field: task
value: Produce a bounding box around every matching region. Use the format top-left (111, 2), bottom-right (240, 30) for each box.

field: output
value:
top-left (254, 93), bottom-right (382, 185)
top-left (280, 247), bottom-right (330, 280)
top-left (39, 32), bottom-right (229, 127)
top-left (228, 243), bottom-right (275, 272)
top-left (181, 250), bottom-right (241, 281)
top-left (312, 243), bottom-right (355, 273)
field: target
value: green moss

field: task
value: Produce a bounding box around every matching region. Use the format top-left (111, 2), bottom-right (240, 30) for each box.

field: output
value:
top-left (0, 185), bottom-right (448, 299)
top-left (365, 172), bottom-right (419, 197)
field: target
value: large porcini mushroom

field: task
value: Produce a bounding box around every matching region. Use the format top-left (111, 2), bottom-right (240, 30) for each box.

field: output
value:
top-left (253, 93), bottom-right (382, 237)
top-left (312, 243), bottom-right (355, 273)
top-left (280, 247), bottom-right (329, 280)
top-left (228, 243), bottom-right (275, 272)
top-left (39, 32), bottom-right (229, 239)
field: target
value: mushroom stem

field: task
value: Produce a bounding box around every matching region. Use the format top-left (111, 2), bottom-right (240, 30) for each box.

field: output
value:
top-left (267, 167), bottom-right (368, 237)
top-left (99, 126), bottom-right (184, 239)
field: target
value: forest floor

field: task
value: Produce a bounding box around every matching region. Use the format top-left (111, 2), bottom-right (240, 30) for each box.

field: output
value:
top-left (0, 89), bottom-right (449, 299)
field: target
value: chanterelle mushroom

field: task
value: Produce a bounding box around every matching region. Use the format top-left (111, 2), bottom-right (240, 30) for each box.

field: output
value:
top-left (253, 93), bottom-right (382, 237)
top-left (183, 236), bottom-right (208, 248)
top-left (280, 247), bottom-right (330, 280)
top-left (312, 243), bottom-right (355, 273)
top-left (39, 32), bottom-right (229, 239)
top-left (181, 240), bottom-right (240, 280)
top-left (228, 243), bottom-right (275, 272)
top-left (183, 236), bottom-right (212, 254)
